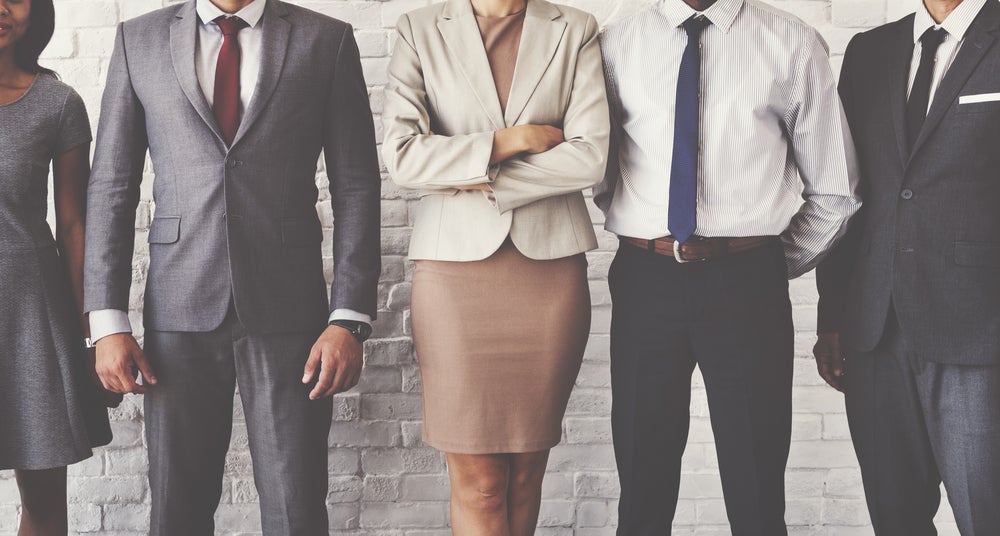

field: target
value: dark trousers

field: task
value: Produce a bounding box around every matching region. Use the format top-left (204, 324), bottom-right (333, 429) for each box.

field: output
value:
top-left (609, 240), bottom-right (793, 536)
top-left (846, 306), bottom-right (1000, 536)
top-left (143, 307), bottom-right (333, 536)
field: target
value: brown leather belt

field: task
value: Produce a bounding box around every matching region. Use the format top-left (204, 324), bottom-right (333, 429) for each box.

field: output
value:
top-left (620, 235), bottom-right (777, 263)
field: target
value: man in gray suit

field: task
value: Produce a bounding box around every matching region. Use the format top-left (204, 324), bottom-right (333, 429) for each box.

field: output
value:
top-left (815, 0), bottom-right (1000, 533)
top-left (84, 0), bottom-right (380, 533)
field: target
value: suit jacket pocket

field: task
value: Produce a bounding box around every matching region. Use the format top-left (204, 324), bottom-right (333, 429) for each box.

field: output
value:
top-left (954, 242), bottom-right (1000, 267)
top-left (148, 217), bottom-right (181, 244)
top-left (956, 96), bottom-right (1000, 115)
top-left (281, 219), bottom-right (324, 247)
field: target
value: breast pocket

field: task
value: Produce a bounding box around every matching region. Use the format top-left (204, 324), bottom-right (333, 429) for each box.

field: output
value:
top-left (957, 92), bottom-right (1000, 115)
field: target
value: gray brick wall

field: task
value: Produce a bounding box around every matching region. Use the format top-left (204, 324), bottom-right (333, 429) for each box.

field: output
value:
top-left (0, 0), bottom-right (962, 534)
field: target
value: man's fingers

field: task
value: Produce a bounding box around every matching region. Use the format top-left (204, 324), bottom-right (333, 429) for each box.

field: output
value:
top-left (327, 362), bottom-right (349, 397)
top-left (116, 367), bottom-right (146, 394)
top-left (302, 347), bottom-right (321, 384)
top-left (310, 352), bottom-right (336, 400)
top-left (132, 351), bottom-right (157, 385)
top-left (99, 372), bottom-right (121, 394)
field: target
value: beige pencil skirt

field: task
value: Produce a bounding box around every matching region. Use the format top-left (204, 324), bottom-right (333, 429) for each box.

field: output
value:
top-left (411, 240), bottom-right (590, 454)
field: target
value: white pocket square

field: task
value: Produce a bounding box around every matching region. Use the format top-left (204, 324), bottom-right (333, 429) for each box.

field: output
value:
top-left (959, 93), bottom-right (1000, 104)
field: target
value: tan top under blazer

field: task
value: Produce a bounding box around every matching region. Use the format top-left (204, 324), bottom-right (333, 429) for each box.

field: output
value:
top-left (383, 0), bottom-right (611, 261)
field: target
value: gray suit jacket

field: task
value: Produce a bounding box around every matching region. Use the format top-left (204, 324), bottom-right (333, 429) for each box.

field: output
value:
top-left (817, 0), bottom-right (1000, 364)
top-left (84, 0), bottom-right (381, 334)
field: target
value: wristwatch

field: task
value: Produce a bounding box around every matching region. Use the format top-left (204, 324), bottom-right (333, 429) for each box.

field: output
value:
top-left (84, 337), bottom-right (96, 349)
top-left (329, 320), bottom-right (373, 343)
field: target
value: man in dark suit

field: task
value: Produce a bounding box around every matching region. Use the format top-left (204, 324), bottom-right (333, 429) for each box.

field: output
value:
top-left (815, 0), bottom-right (1000, 533)
top-left (84, 0), bottom-right (381, 533)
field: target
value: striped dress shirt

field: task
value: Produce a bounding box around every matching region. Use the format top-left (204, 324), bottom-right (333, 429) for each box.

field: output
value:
top-left (597, 0), bottom-right (861, 278)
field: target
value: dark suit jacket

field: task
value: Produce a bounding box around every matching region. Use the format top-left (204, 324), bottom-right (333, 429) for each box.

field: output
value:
top-left (817, 0), bottom-right (1000, 364)
top-left (84, 0), bottom-right (381, 334)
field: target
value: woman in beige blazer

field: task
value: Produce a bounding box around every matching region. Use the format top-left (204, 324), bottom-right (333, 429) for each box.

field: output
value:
top-left (384, 0), bottom-right (609, 533)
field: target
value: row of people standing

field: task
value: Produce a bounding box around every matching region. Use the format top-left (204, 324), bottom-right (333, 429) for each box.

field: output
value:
top-left (2, 1), bottom-right (998, 536)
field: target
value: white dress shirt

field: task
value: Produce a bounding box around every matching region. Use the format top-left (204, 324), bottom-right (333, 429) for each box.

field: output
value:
top-left (600, 0), bottom-right (861, 278)
top-left (908, 0), bottom-right (986, 105)
top-left (90, 0), bottom-right (369, 342)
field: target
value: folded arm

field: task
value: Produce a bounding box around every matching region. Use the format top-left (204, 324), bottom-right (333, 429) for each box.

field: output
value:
top-left (488, 14), bottom-right (611, 213)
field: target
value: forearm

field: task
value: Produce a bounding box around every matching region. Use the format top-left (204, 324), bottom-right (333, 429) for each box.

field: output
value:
top-left (489, 137), bottom-right (608, 213)
top-left (56, 222), bottom-right (89, 337)
top-left (781, 192), bottom-right (860, 278)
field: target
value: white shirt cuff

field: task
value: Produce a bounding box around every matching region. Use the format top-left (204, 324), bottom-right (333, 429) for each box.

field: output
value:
top-left (89, 309), bottom-right (133, 342)
top-left (329, 309), bottom-right (372, 325)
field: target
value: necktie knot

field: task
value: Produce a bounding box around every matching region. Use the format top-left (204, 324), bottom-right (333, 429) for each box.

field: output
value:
top-left (683, 15), bottom-right (711, 38)
top-left (215, 16), bottom-right (248, 37)
top-left (920, 27), bottom-right (947, 52)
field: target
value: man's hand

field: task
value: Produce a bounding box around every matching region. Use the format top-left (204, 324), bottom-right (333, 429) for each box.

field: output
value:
top-left (813, 332), bottom-right (845, 392)
top-left (95, 333), bottom-right (157, 394)
top-left (85, 349), bottom-right (124, 408)
top-left (302, 325), bottom-right (363, 400)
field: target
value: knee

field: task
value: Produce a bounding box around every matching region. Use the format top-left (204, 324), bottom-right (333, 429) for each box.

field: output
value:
top-left (508, 466), bottom-right (545, 506)
top-left (454, 473), bottom-right (510, 514)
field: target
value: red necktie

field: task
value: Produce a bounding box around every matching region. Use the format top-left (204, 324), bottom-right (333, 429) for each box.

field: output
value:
top-left (213, 16), bottom-right (248, 145)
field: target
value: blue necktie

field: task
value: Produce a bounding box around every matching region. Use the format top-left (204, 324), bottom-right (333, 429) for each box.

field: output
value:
top-left (668, 15), bottom-right (711, 244)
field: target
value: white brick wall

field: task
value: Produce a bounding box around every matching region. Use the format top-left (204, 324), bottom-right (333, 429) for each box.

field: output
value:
top-left (0, 0), bottom-right (964, 534)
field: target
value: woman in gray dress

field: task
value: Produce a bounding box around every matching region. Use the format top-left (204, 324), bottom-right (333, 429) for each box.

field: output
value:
top-left (0, 0), bottom-right (114, 533)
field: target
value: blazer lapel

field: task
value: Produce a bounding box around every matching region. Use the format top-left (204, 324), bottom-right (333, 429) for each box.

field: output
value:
top-left (231, 0), bottom-right (291, 148)
top-left (909, 0), bottom-right (1000, 162)
top-left (437, 0), bottom-right (506, 130)
top-left (887, 15), bottom-right (915, 170)
top-left (170, 0), bottom-right (227, 144)
top-left (504, 0), bottom-right (566, 126)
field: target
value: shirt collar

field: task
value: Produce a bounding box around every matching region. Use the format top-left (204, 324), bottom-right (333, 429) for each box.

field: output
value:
top-left (913, 0), bottom-right (987, 44)
top-left (659, 0), bottom-right (745, 34)
top-left (197, 0), bottom-right (267, 29)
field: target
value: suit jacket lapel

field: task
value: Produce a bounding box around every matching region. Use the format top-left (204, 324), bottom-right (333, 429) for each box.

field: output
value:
top-left (170, 0), bottom-right (227, 144)
top-left (504, 0), bottom-right (566, 126)
top-left (887, 15), bottom-right (915, 170)
top-left (909, 0), bottom-right (1000, 162)
top-left (437, 0), bottom-right (506, 130)
top-left (231, 0), bottom-right (291, 147)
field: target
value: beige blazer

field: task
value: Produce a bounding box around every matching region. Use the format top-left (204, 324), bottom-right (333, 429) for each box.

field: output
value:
top-left (383, 0), bottom-right (610, 261)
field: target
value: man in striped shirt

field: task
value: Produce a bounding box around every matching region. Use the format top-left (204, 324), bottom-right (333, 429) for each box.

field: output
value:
top-left (597, 0), bottom-right (860, 533)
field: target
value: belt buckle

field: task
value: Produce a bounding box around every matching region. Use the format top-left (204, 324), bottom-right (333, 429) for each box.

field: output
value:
top-left (673, 238), bottom-right (708, 263)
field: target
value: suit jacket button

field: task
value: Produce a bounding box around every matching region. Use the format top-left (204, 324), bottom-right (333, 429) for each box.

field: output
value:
top-left (900, 189), bottom-right (914, 200)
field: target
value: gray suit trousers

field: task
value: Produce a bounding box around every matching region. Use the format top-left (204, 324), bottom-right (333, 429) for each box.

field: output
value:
top-left (845, 305), bottom-right (1000, 536)
top-left (144, 307), bottom-right (332, 536)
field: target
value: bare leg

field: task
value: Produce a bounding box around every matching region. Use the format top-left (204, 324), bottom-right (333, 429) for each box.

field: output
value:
top-left (507, 451), bottom-right (549, 536)
top-left (446, 453), bottom-right (512, 536)
top-left (14, 468), bottom-right (68, 536)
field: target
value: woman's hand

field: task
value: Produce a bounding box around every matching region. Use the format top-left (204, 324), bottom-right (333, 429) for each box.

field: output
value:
top-left (515, 125), bottom-right (565, 154)
top-left (490, 125), bottom-right (565, 165)
top-left (455, 183), bottom-right (493, 192)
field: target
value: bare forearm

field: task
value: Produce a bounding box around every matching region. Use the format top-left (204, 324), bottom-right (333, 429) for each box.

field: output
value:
top-left (57, 222), bottom-right (89, 337)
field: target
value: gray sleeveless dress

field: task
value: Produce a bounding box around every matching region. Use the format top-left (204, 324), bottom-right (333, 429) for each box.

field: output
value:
top-left (0, 74), bottom-right (112, 470)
